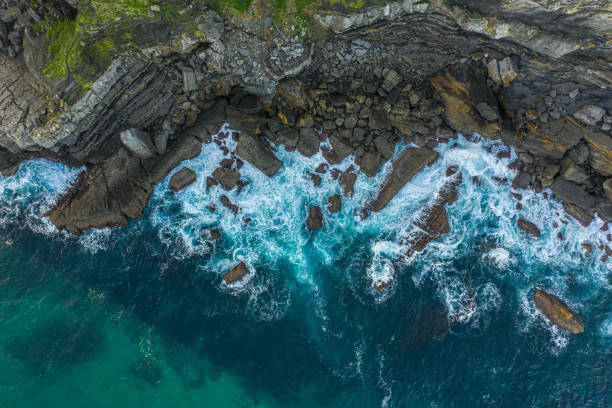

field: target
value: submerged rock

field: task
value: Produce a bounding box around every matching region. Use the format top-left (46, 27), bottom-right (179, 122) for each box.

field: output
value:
top-left (170, 168), bottom-right (197, 192)
top-left (533, 288), bottom-right (584, 334)
top-left (224, 262), bottom-right (251, 284)
top-left (327, 194), bottom-right (342, 213)
top-left (307, 206), bottom-right (323, 230)
top-left (517, 219), bottom-right (541, 237)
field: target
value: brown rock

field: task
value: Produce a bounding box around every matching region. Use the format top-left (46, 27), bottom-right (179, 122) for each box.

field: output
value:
top-left (367, 147), bottom-right (439, 212)
top-left (315, 163), bottom-right (328, 174)
top-left (236, 133), bottom-right (282, 177)
top-left (223, 262), bottom-right (251, 284)
top-left (209, 229), bottom-right (221, 239)
top-left (307, 172), bottom-right (322, 187)
top-left (580, 243), bottom-right (592, 254)
top-left (307, 206), bottom-right (323, 230)
top-left (339, 171), bottom-right (357, 197)
top-left (533, 288), bottom-right (584, 334)
top-left (327, 194), bottom-right (342, 213)
top-left (518, 219), bottom-right (540, 237)
top-left (206, 176), bottom-right (218, 189)
top-left (212, 167), bottom-right (240, 190)
top-left (170, 168), bottom-right (197, 192)
top-left (297, 128), bottom-right (320, 157)
top-left (220, 195), bottom-right (239, 214)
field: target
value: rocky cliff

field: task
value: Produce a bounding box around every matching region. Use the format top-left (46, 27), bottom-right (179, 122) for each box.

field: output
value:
top-left (1, 0), bottom-right (611, 233)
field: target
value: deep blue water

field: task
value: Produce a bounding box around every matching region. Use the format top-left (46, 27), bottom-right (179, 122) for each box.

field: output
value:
top-left (0, 132), bottom-right (610, 407)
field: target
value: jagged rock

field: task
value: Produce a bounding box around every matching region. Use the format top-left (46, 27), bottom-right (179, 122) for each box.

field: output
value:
top-left (325, 134), bottom-right (352, 164)
top-left (120, 129), bottom-right (157, 158)
top-left (476, 102), bottom-right (498, 121)
top-left (212, 167), bottom-right (240, 190)
top-left (374, 134), bottom-right (395, 159)
top-left (498, 57), bottom-right (518, 86)
top-left (339, 171), bottom-right (357, 197)
top-left (183, 68), bottom-right (198, 93)
top-left (583, 130), bottom-right (612, 176)
top-left (327, 194), bottom-right (341, 212)
top-left (277, 79), bottom-right (307, 110)
top-left (170, 168), bottom-right (196, 192)
top-left (573, 105), bottom-right (605, 126)
top-left (561, 161), bottom-right (589, 184)
top-left (297, 128), bottom-right (320, 157)
top-left (509, 118), bottom-right (583, 160)
top-left (533, 288), bottom-right (584, 334)
top-left (367, 147), bottom-right (438, 212)
top-left (518, 219), bottom-right (540, 237)
top-left (430, 63), bottom-right (500, 140)
top-left (512, 171), bottom-right (531, 189)
top-left (223, 262), bottom-right (250, 284)
top-left (603, 179), bottom-right (612, 201)
top-left (307, 206), bottom-right (323, 230)
top-left (307, 172), bottom-right (321, 187)
top-left (381, 69), bottom-right (401, 92)
top-left (236, 133), bottom-right (282, 177)
top-left (487, 59), bottom-right (501, 84)
top-left (563, 201), bottom-right (594, 227)
top-left (220, 195), bottom-right (239, 214)
top-left (360, 151), bottom-right (381, 177)
top-left (552, 178), bottom-right (597, 209)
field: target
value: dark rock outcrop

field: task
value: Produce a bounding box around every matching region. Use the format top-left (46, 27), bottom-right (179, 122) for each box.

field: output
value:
top-left (235, 133), bottom-right (282, 177)
top-left (533, 288), bottom-right (584, 334)
top-left (307, 206), bottom-right (323, 230)
top-left (517, 219), bottom-right (541, 238)
top-left (224, 262), bottom-right (250, 285)
top-left (170, 168), bottom-right (197, 192)
top-left (212, 167), bottom-right (240, 190)
top-left (327, 194), bottom-right (341, 213)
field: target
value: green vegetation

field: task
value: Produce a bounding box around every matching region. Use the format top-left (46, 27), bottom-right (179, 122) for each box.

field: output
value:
top-left (328, 0), bottom-right (365, 8)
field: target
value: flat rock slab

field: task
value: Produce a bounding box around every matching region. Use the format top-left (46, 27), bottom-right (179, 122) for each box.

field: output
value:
top-left (236, 133), bottom-right (282, 177)
top-left (307, 206), bottom-right (323, 229)
top-left (367, 147), bottom-right (438, 213)
top-left (533, 288), bottom-right (584, 333)
top-left (327, 194), bottom-right (342, 212)
top-left (170, 168), bottom-right (197, 192)
top-left (552, 178), bottom-right (597, 209)
top-left (518, 219), bottom-right (541, 237)
top-left (212, 167), bottom-right (240, 190)
top-left (224, 262), bottom-right (251, 284)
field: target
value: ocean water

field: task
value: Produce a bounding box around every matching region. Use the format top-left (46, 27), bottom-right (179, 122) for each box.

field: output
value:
top-left (0, 130), bottom-right (610, 408)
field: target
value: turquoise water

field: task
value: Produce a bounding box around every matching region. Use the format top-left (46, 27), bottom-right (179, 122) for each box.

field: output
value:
top-left (0, 132), bottom-right (610, 407)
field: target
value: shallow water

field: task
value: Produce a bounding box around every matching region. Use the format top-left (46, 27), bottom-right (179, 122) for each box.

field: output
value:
top-left (0, 131), bottom-right (610, 407)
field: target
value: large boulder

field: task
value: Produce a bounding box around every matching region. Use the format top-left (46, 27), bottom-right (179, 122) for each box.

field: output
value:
top-left (429, 62), bottom-right (501, 140)
top-left (236, 133), bottom-right (282, 177)
top-left (120, 128), bottom-right (157, 158)
top-left (552, 178), bottom-right (597, 209)
top-left (170, 168), bottom-right (197, 192)
top-left (360, 151), bottom-right (381, 177)
top-left (583, 130), bottom-right (612, 176)
top-left (510, 118), bottom-right (583, 160)
top-left (277, 79), bottom-right (307, 110)
top-left (297, 128), bottom-right (320, 157)
top-left (212, 167), bottom-right (240, 190)
top-left (517, 219), bottom-right (540, 237)
top-left (223, 262), bottom-right (251, 284)
top-left (307, 206), bottom-right (323, 229)
top-left (533, 288), bottom-right (584, 334)
top-left (367, 147), bottom-right (438, 212)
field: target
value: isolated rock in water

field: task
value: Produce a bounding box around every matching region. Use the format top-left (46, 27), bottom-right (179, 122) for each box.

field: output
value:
top-left (327, 194), bottom-right (342, 213)
top-left (120, 128), bottom-right (156, 158)
top-left (212, 167), bottom-right (240, 190)
top-left (224, 262), bottom-right (250, 284)
top-left (220, 195), bottom-right (239, 214)
top-left (367, 147), bottom-right (438, 212)
top-left (170, 168), bottom-right (197, 192)
top-left (517, 219), bottom-right (540, 237)
top-left (236, 133), bottom-right (282, 177)
top-left (533, 288), bottom-right (584, 334)
top-left (339, 171), bottom-right (357, 197)
top-left (402, 170), bottom-right (462, 259)
top-left (307, 206), bottom-right (323, 230)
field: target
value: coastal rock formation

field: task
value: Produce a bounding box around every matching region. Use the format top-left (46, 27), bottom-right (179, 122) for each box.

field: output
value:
top-left (224, 262), bottom-right (251, 285)
top-left (0, 0), bottom-right (610, 235)
top-left (307, 206), bottom-right (323, 230)
top-left (517, 219), bottom-right (541, 238)
top-left (170, 168), bottom-right (197, 192)
top-left (533, 288), bottom-right (584, 334)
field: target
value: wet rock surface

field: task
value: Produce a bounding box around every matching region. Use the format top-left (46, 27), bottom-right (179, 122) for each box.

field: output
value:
top-left (223, 262), bottom-right (250, 285)
top-left (307, 206), bottom-right (323, 230)
top-left (0, 0), bottom-right (610, 236)
top-left (170, 168), bottom-right (197, 192)
top-left (533, 288), bottom-right (584, 334)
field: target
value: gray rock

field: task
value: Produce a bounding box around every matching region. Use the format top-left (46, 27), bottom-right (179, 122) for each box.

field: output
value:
top-left (374, 134), bottom-right (395, 159)
top-left (367, 147), bottom-right (439, 212)
top-left (568, 142), bottom-right (590, 164)
top-left (476, 102), bottom-right (498, 121)
top-left (120, 128), bottom-right (156, 158)
top-left (498, 57), bottom-right (518, 86)
top-left (284, 128), bottom-right (299, 147)
top-left (381, 69), bottom-right (401, 92)
top-left (170, 167), bottom-right (197, 192)
top-left (297, 128), bottom-right (320, 157)
top-left (360, 151), bottom-right (381, 177)
top-left (512, 171), bottom-right (531, 189)
top-left (573, 105), bottom-right (605, 126)
top-left (154, 131), bottom-right (169, 154)
top-left (236, 133), bottom-right (282, 177)
top-left (603, 178), bottom-right (612, 201)
top-left (552, 178), bottom-right (597, 209)
top-left (344, 115), bottom-right (358, 129)
top-left (183, 68), bottom-right (198, 93)
top-left (562, 162), bottom-right (589, 184)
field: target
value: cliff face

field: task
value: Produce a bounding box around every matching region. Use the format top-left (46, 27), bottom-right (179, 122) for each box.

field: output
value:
top-left (0, 0), bottom-right (611, 232)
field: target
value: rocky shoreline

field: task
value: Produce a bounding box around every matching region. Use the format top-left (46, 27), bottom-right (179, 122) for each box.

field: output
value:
top-left (1, 1), bottom-right (611, 252)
